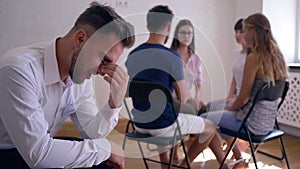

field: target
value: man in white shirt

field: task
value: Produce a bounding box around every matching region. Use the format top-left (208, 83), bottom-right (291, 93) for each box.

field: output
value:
top-left (0, 2), bottom-right (135, 169)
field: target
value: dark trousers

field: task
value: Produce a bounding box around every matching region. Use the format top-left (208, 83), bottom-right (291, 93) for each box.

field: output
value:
top-left (0, 136), bottom-right (113, 169)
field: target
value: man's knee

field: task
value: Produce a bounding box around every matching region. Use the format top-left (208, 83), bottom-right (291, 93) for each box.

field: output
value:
top-left (198, 119), bottom-right (217, 143)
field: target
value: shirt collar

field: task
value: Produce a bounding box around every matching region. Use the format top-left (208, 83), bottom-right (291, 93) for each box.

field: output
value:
top-left (44, 39), bottom-right (61, 85)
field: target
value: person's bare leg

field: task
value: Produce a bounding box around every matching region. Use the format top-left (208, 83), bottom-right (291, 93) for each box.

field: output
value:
top-left (209, 134), bottom-right (226, 164)
top-left (179, 119), bottom-right (217, 168)
top-left (223, 139), bottom-right (248, 160)
top-left (186, 134), bottom-right (197, 148)
top-left (173, 143), bottom-right (179, 161)
top-left (209, 134), bottom-right (247, 169)
top-left (224, 138), bottom-right (248, 169)
top-left (233, 140), bottom-right (249, 168)
top-left (237, 139), bottom-right (249, 154)
top-left (224, 138), bottom-right (242, 160)
top-left (159, 151), bottom-right (169, 169)
top-left (174, 135), bottom-right (196, 163)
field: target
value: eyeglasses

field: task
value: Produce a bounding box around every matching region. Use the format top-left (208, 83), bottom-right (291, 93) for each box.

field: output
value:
top-left (178, 31), bottom-right (194, 36)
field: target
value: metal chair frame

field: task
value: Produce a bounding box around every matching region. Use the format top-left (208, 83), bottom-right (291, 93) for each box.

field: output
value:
top-left (122, 80), bottom-right (191, 169)
top-left (218, 80), bottom-right (290, 169)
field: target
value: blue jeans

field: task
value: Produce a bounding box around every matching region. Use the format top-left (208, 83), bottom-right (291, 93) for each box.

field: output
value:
top-left (201, 110), bottom-right (244, 139)
top-left (207, 99), bottom-right (233, 112)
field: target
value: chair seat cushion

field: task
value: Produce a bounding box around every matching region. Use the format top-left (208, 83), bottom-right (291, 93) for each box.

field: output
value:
top-left (220, 128), bottom-right (284, 143)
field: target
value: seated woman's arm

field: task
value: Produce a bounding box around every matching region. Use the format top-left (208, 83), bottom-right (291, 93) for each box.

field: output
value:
top-left (227, 76), bottom-right (237, 100)
top-left (227, 53), bottom-right (258, 111)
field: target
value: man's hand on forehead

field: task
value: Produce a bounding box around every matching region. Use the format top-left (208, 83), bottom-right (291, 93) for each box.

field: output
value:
top-left (102, 55), bottom-right (112, 63)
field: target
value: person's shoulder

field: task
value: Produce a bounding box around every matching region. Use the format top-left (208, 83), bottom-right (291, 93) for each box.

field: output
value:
top-left (247, 52), bottom-right (257, 58)
top-left (168, 47), bottom-right (180, 57)
top-left (129, 43), bottom-right (146, 54)
top-left (0, 42), bottom-right (47, 69)
top-left (246, 52), bottom-right (259, 64)
top-left (129, 43), bottom-right (179, 57)
top-left (190, 52), bottom-right (201, 61)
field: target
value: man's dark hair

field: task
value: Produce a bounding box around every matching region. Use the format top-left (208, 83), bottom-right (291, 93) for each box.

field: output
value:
top-left (72, 2), bottom-right (135, 47)
top-left (147, 5), bottom-right (173, 32)
top-left (234, 18), bottom-right (243, 30)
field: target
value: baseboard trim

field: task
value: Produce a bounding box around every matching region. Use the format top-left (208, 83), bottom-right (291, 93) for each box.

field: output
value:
top-left (279, 123), bottom-right (300, 137)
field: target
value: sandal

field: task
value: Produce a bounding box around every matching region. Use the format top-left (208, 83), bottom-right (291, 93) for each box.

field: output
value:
top-left (222, 158), bottom-right (245, 169)
top-left (233, 159), bottom-right (248, 169)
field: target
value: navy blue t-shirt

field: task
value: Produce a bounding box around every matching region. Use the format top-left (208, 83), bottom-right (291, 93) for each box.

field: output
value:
top-left (125, 43), bottom-right (184, 129)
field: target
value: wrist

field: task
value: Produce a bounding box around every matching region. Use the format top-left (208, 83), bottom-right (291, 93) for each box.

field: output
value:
top-left (109, 99), bottom-right (122, 109)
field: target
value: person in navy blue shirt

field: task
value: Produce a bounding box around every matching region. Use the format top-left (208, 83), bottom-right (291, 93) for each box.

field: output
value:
top-left (125, 5), bottom-right (218, 169)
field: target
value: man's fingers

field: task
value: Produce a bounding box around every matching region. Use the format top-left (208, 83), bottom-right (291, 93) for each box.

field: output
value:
top-left (100, 64), bottom-right (117, 77)
top-left (101, 63), bottom-right (128, 108)
top-left (103, 75), bottom-right (112, 84)
top-left (101, 65), bottom-right (127, 84)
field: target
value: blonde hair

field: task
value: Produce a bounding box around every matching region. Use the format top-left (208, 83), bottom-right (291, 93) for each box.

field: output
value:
top-left (244, 13), bottom-right (288, 85)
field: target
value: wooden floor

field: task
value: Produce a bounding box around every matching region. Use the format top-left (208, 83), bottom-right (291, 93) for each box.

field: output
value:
top-left (56, 119), bottom-right (300, 169)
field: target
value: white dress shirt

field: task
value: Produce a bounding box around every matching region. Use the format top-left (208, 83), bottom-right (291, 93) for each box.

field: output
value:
top-left (0, 40), bottom-right (120, 168)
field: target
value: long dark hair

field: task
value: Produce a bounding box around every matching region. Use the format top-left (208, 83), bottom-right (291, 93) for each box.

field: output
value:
top-left (170, 19), bottom-right (195, 53)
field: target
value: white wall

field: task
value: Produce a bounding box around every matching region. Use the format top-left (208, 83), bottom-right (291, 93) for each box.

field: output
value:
top-left (235, 0), bottom-right (262, 49)
top-left (263, 0), bottom-right (297, 63)
top-left (236, 0), bottom-right (262, 20)
top-left (0, 0), bottom-right (263, 109)
top-left (0, 0), bottom-right (92, 56)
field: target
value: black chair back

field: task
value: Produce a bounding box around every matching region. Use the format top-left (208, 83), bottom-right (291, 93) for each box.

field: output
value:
top-left (243, 80), bottom-right (289, 125)
top-left (128, 80), bottom-right (178, 123)
top-left (253, 80), bottom-right (288, 105)
top-left (128, 80), bottom-right (174, 105)
top-left (122, 80), bottom-right (191, 169)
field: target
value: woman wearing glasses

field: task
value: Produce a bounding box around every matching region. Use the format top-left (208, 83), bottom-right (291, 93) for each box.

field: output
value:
top-left (170, 19), bottom-right (207, 117)
top-left (170, 19), bottom-right (208, 161)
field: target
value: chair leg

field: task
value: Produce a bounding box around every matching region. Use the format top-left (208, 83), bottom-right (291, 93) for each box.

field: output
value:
top-left (247, 130), bottom-right (259, 169)
top-left (219, 137), bottom-right (238, 169)
top-left (248, 141), bottom-right (259, 169)
top-left (168, 132), bottom-right (178, 169)
top-left (181, 139), bottom-right (191, 169)
top-left (137, 140), bottom-right (149, 169)
top-left (255, 137), bottom-right (290, 169)
top-left (168, 146), bottom-right (175, 169)
top-left (256, 139), bottom-right (284, 160)
top-left (122, 136), bottom-right (127, 150)
top-left (279, 136), bottom-right (290, 169)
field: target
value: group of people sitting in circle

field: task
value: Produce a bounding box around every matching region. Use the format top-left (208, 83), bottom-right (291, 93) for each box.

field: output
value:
top-left (0, 2), bottom-right (288, 169)
top-left (126, 5), bottom-right (288, 169)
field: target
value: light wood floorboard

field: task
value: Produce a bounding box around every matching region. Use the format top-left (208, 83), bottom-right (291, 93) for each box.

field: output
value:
top-left (56, 119), bottom-right (300, 169)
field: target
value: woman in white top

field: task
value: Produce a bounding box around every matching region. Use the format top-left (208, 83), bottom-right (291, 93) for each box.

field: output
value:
top-left (202, 14), bottom-right (288, 168)
top-left (208, 19), bottom-right (248, 111)
top-left (206, 19), bottom-right (250, 161)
